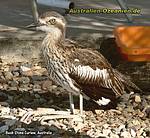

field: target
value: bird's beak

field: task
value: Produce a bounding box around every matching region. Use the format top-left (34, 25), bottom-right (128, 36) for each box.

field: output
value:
top-left (26, 22), bottom-right (37, 30)
top-left (26, 19), bottom-right (46, 31)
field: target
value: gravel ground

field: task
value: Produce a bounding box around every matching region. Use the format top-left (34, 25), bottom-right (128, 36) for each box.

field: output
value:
top-left (0, 59), bottom-right (149, 138)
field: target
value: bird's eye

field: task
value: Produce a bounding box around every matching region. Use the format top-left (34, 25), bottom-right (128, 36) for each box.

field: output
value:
top-left (48, 18), bottom-right (56, 25)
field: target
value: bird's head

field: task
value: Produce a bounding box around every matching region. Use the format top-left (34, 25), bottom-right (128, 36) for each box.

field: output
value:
top-left (36, 11), bottom-right (66, 36)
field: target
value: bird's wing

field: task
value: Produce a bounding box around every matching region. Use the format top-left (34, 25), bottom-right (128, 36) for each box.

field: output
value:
top-left (61, 39), bottom-right (125, 105)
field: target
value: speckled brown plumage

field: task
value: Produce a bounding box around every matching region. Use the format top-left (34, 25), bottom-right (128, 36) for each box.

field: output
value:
top-left (37, 11), bottom-right (141, 109)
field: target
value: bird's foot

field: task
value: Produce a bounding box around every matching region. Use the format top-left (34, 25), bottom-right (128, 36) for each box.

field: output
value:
top-left (20, 108), bottom-right (83, 124)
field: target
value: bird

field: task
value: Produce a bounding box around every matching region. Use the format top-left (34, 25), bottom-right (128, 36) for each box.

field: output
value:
top-left (34, 11), bottom-right (141, 115)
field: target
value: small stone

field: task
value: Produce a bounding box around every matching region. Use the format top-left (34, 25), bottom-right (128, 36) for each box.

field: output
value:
top-left (0, 102), bottom-right (9, 107)
top-left (118, 124), bottom-right (126, 132)
top-left (5, 119), bottom-right (17, 127)
top-left (0, 106), bottom-right (10, 115)
top-left (0, 125), bottom-right (9, 134)
top-left (4, 71), bottom-right (13, 80)
top-left (8, 87), bottom-right (18, 91)
top-left (14, 127), bottom-right (26, 131)
top-left (33, 84), bottom-right (42, 92)
top-left (34, 94), bottom-right (41, 99)
top-left (31, 75), bottom-right (48, 82)
top-left (38, 126), bottom-right (46, 131)
top-left (102, 129), bottom-right (111, 136)
top-left (130, 128), bottom-right (136, 137)
top-left (42, 80), bottom-right (53, 90)
top-left (144, 107), bottom-right (150, 118)
top-left (48, 126), bottom-right (58, 132)
top-left (0, 92), bottom-right (8, 101)
top-left (103, 123), bottom-right (109, 129)
top-left (13, 72), bottom-right (20, 77)
top-left (18, 77), bottom-right (30, 84)
top-left (21, 70), bottom-right (33, 76)
top-left (39, 98), bottom-right (47, 104)
top-left (3, 84), bottom-right (8, 90)
top-left (135, 95), bottom-right (141, 103)
top-left (132, 120), bottom-right (140, 126)
top-left (9, 80), bottom-right (18, 87)
top-left (146, 95), bottom-right (150, 101)
top-left (18, 85), bottom-right (30, 92)
top-left (20, 65), bottom-right (31, 72)
top-left (121, 131), bottom-right (132, 138)
top-left (110, 133), bottom-right (120, 138)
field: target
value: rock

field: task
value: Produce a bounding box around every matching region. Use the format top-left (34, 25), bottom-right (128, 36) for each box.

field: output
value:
top-left (18, 85), bottom-right (30, 92)
top-left (103, 123), bottom-right (109, 129)
top-left (18, 77), bottom-right (30, 84)
top-left (0, 106), bottom-right (10, 115)
top-left (102, 128), bottom-right (111, 136)
top-left (20, 65), bottom-right (31, 72)
top-left (31, 75), bottom-right (48, 82)
top-left (146, 95), bottom-right (150, 101)
top-left (118, 124), bottom-right (126, 133)
top-left (34, 94), bottom-right (41, 99)
top-left (121, 131), bottom-right (132, 138)
top-left (12, 71), bottom-right (20, 77)
top-left (2, 84), bottom-right (8, 90)
top-left (42, 80), bottom-right (53, 90)
top-left (0, 102), bottom-right (9, 107)
top-left (21, 70), bottom-right (33, 76)
top-left (132, 120), bottom-right (141, 126)
top-left (39, 98), bottom-right (47, 104)
top-left (0, 125), bottom-right (9, 134)
top-left (144, 106), bottom-right (150, 118)
top-left (110, 133), bottom-right (120, 138)
top-left (9, 80), bottom-right (18, 87)
top-left (8, 87), bottom-right (18, 91)
top-left (5, 119), bottom-right (17, 127)
top-left (0, 92), bottom-right (8, 101)
top-left (130, 128), bottom-right (136, 137)
top-left (14, 128), bottom-right (26, 131)
top-left (4, 71), bottom-right (13, 80)
top-left (135, 95), bottom-right (141, 103)
top-left (33, 84), bottom-right (42, 92)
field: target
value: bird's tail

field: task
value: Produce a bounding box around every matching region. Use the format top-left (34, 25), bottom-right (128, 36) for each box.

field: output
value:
top-left (113, 69), bottom-right (142, 92)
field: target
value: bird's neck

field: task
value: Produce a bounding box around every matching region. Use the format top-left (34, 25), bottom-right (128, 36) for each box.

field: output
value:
top-left (43, 26), bottom-right (66, 46)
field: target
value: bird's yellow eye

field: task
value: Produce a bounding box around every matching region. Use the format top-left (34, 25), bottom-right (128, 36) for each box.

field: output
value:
top-left (48, 18), bottom-right (56, 25)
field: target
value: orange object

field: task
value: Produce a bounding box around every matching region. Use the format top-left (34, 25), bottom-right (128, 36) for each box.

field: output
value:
top-left (114, 26), bottom-right (150, 61)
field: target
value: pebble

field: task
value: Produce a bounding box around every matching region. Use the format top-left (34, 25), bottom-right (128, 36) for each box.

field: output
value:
top-left (102, 128), bottom-right (111, 136)
top-left (42, 80), bottom-right (53, 90)
top-left (0, 106), bottom-right (10, 115)
top-left (146, 95), bottom-right (150, 101)
top-left (0, 92), bottom-right (8, 101)
top-left (110, 133), bottom-right (120, 138)
top-left (0, 62), bottom-right (149, 137)
top-left (31, 75), bottom-right (48, 82)
top-left (18, 77), bottom-right (30, 84)
top-left (4, 71), bottom-right (13, 80)
top-left (9, 80), bottom-right (18, 87)
top-left (20, 65), bottom-right (31, 72)
top-left (5, 119), bottom-right (17, 127)
top-left (0, 102), bottom-right (9, 107)
top-left (121, 131), bottom-right (132, 138)
top-left (130, 128), bottom-right (137, 137)
top-left (0, 125), bottom-right (9, 134)
top-left (135, 95), bottom-right (142, 103)
top-left (14, 127), bottom-right (26, 131)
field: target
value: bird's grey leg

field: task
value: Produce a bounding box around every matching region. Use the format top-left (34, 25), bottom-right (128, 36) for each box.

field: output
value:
top-left (80, 93), bottom-right (83, 116)
top-left (69, 93), bottom-right (75, 114)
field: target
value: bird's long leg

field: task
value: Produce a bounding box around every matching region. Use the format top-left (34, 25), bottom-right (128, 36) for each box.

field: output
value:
top-left (80, 93), bottom-right (83, 116)
top-left (69, 93), bottom-right (75, 114)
